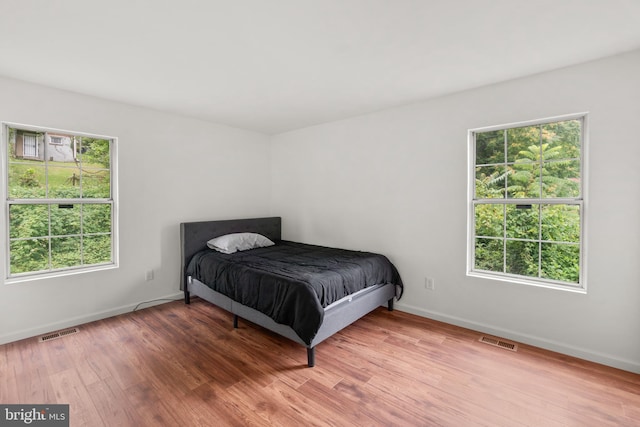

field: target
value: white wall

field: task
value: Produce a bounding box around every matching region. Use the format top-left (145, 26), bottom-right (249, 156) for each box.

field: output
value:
top-left (271, 50), bottom-right (640, 373)
top-left (2, 50), bottom-right (638, 374)
top-left (0, 77), bottom-right (271, 344)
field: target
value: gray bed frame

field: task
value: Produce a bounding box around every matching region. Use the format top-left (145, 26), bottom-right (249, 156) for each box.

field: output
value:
top-left (180, 216), bottom-right (396, 367)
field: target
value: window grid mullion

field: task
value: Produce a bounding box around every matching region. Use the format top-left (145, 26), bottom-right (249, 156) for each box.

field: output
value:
top-left (47, 204), bottom-right (52, 271)
top-left (44, 134), bottom-right (49, 199)
top-left (537, 126), bottom-right (543, 279)
top-left (473, 198), bottom-right (581, 205)
top-left (80, 204), bottom-right (84, 265)
top-left (538, 125), bottom-right (543, 198)
top-left (502, 203), bottom-right (507, 274)
top-left (538, 204), bottom-right (542, 279)
top-left (502, 129), bottom-right (507, 274)
top-left (78, 137), bottom-right (83, 199)
top-left (503, 129), bottom-right (508, 200)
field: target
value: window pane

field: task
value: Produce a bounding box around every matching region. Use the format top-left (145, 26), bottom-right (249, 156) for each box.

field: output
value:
top-left (475, 238), bottom-right (503, 272)
top-left (45, 132), bottom-right (80, 198)
top-left (542, 159), bottom-right (580, 198)
top-left (83, 204), bottom-right (111, 234)
top-left (508, 162), bottom-right (541, 198)
top-left (10, 238), bottom-right (49, 274)
top-left (507, 125), bottom-right (540, 163)
top-left (475, 204), bottom-right (503, 237)
top-left (8, 131), bottom-right (46, 199)
top-left (51, 236), bottom-right (81, 269)
top-left (541, 205), bottom-right (580, 243)
top-left (8, 162), bottom-right (46, 199)
top-left (84, 235), bottom-right (112, 264)
top-left (79, 138), bottom-right (110, 199)
top-left (542, 120), bottom-right (581, 161)
top-left (79, 138), bottom-right (111, 169)
top-left (541, 243), bottom-right (579, 283)
top-left (506, 122), bottom-right (543, 201)
top-left (51, 204), bottom-right (81, 236)
top-left (82, 168), bottom-right (110, 198)
top-left (505, 240), bottom-right (539, 277)
top-left (475, 165), bottom-right (506, 198)
top-left (9, 204), bottom-right (49, 238)
top-left (47, 162), bottom-right (81, 198)
top-left (506, 204), bottom-right (539, 240)
top-left (475, 130), bottom-right (504, 165)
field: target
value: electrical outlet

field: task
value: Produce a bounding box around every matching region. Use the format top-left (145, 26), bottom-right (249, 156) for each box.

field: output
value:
top-left (145, 270), bottom-right (154, 281)
top-left (425, 277), bottom-right (435, 290)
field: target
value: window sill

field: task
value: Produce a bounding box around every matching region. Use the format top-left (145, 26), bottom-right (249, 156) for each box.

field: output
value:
top-left (467, 270), bottom-right (587, 294)
top-left (5, 263), bottom-right (118, 285)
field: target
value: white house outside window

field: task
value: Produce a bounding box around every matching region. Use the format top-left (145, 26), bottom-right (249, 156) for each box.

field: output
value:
top-left (467, 114), bottom-right (586, 291)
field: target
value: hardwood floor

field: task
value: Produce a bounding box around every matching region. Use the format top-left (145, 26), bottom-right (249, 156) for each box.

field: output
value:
top-left (2, 298), bottom-right (639, 426)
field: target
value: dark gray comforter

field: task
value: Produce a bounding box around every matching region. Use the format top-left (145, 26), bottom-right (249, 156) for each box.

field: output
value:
top-left (186, 240), bottom-right (403, 345)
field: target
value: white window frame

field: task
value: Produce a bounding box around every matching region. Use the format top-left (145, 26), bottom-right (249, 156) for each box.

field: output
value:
top-left (2, 122), bottom-right (119, 284)
top-left (466, 113), bottom-right (588, 293)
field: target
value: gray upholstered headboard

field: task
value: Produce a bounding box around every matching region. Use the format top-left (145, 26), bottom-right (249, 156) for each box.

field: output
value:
top-left (179, 217), bottom-right (282, 289)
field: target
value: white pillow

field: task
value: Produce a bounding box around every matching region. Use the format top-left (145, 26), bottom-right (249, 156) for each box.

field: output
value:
top-left (206, 232), bottom-right (275, 254)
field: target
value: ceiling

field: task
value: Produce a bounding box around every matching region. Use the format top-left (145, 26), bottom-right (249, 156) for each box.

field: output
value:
top-left (1, 0), bottom-right (640, 135)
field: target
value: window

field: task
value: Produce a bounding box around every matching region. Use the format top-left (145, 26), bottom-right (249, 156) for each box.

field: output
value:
top-left (468, 114), bottom-right (586, 290)
top-left (3, 123), bottom-right (118, 282)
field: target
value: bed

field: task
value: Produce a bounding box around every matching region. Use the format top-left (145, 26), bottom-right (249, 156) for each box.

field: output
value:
top-left (180, 216), bottom-right (403, 367)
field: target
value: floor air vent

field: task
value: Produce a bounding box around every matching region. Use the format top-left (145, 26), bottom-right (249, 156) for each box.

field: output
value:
top-left (38, 327), bottom-right (79, 343)
top-left (479, 335), bottom-right (518, 351)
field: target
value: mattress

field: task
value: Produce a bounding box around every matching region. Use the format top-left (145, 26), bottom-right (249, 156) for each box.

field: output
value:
top-left (186, 240), bottom-right (403, 344)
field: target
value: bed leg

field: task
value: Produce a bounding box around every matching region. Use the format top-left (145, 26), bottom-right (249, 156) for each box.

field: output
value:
top-left (307, 347), bottom-right (315, 367)
top-left (387, 298), bottom-right (394, 311)
top-left (233, 315), bottom-right (239, 329)
top-left (184, 276), bottom-right (191, 304)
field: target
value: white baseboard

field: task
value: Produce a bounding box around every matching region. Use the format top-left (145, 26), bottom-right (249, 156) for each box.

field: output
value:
top-left (0, 292), bottom-right (183, 346)
top-left (4, 295), bottom-right (637, 374)
top-left (395, 302), bottom-right (640, 374)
